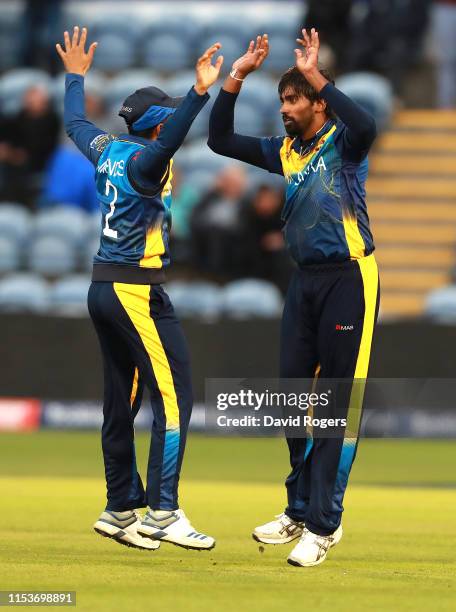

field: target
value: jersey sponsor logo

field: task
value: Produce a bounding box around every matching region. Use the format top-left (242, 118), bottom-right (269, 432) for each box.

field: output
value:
top-left (335, 324), bottom-right (354, 331)
top-left (90, 133), bottom-right (117, 153)
top-left (285, 156), bottom-right (327, 186)
top-left (98, 158), bottom-right (125, 177)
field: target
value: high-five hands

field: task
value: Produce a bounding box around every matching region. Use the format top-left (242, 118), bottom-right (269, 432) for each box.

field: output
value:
top-left (295, 28), bottom-right (319, 76)
top-left (195, 43), bottom-right (224, 95)
top-left (295, 27), bottom-right (328, 92)
top-left (56, 26), bottom-right (98, 76)
top-left (231, 34), bottom-right (269, 79)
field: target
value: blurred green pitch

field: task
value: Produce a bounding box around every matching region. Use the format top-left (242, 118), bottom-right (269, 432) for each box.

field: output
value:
top-left (0, 434), bottom-right (455, 611)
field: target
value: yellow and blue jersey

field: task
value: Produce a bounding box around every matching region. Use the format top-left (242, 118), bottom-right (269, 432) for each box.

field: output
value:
top-left (63, 73), bottom-right (209, 283)
top-left (261, 120), bottom-right (374, 265)
top-left (94, 136), bottom-right (173, 274)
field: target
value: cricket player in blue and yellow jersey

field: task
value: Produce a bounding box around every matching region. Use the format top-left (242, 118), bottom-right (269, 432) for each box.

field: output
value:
top-left (208, 29), bottom-right (379, 567)
top-left (57, 26), bottom-right (224, 551)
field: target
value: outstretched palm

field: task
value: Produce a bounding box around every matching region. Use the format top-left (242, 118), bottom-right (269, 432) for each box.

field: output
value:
top-left (56, 26), bottom-right (97, 76)
top-left (295, 28), bottom-right (319, 74)
top-left (196, 43), bottom-right (224, 93)
top-left (232, 34), bottom-right (269, 77)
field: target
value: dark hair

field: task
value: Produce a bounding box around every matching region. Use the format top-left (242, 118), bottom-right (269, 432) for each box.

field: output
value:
top-left (127, 125), bottom-right (155, 139)
top-left (278, 67), bottom-right (336, 119)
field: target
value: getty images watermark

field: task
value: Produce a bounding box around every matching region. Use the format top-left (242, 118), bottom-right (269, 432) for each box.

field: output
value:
top-left (204, 378), bottom-right (365, 438)
top-left (204, 378), bottom-right (456, 438)
top-left (215, 388), bottom-right (343, 430)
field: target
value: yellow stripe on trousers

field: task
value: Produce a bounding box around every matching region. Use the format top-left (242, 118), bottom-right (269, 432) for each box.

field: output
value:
top-left (130, 367), bottom-right (139, 408)
top-left (346, 254), bottom-right (379, 439)
top-left (114, 283), bottom-right (180, 429)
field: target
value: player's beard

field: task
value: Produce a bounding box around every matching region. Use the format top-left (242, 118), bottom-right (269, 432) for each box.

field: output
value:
top-left (283, 117), bottom-right (301, 136)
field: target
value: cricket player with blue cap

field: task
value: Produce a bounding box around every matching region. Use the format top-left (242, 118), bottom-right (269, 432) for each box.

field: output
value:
top-left (56, 25), bottom-right (223, 552)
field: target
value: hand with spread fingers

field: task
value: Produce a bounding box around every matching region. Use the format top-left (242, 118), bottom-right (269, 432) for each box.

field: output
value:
top-left (56, 25), bottom-right (98, 76)
top-left (295, 27), bottom-right (320, 76)
top-left (231, 34), bottom-right (269, 80)
top-left (195, 43), bottom-right (224, 95)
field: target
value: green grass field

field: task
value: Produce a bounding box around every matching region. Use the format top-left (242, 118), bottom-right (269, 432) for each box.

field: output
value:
top-left (0, 433), bottom-right (455, 611)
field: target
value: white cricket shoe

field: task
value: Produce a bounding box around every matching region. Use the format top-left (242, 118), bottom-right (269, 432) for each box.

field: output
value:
top-left (252, 513), bottom-right (304, 545)
top-left (287, 525), bottom-right (343, 567)
top-left (93, 509), bottom-right (160, 551)
top-left (137, 509), bottom-right (215, 550)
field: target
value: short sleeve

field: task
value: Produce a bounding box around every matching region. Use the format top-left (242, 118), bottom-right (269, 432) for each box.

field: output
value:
top-left (260, 136), bottom-right (285, 175)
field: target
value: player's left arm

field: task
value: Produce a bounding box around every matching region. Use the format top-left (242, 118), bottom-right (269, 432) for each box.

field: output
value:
top-left (296, 28), bottom-right (377, 158)
top-left (56, 26), bottom-right (108, 165)
top-left (129, 43), bottom-right (224, 190)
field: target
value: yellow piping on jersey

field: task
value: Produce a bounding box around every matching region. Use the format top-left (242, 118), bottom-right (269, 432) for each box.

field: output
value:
top-left (140, 160), bottom-right (173, 269)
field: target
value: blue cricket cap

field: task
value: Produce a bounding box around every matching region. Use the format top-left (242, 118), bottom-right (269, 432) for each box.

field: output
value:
top-left (119, 86), bottom-right (183, 131)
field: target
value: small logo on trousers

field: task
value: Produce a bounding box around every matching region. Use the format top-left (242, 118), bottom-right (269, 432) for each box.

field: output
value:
top-left (335, 324), bottom-right (354, 331)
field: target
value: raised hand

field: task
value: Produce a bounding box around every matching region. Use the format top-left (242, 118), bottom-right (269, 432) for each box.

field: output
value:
top-left (56, 26), bottom-right (98, 76)
top-left (195, 43), bottom-right (224, 95)
top-left (295, 28), bottom-right (319, 75)
top-left (231, 34), bottom-right (269, 79)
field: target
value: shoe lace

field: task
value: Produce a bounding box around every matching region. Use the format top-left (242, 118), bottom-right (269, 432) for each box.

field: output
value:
top-left (301, 529), bottom-right (331, 552)
top-left (275, 513), bottom-right (302, 527)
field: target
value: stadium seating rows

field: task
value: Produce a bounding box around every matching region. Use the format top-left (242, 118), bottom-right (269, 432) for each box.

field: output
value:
top-left (0, 203), bottom-right (284, 318)
top-left (0, 10), bottom-right (300, 73)
top-left (0, 204), bottom-right (100, 275)
top-left (0, 272), bottom-right (284, 319)
top-left (0, 66), bottom-right (393, 142)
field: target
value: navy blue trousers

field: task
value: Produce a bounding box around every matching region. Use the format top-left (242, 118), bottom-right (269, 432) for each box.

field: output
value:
top-left (280, 254), bottom-right (380, 536)
top-left (87, 281), bottom-right (193, 512)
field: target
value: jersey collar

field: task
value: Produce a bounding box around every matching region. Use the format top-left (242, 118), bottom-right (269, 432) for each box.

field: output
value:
top-left (292, 119), bottom-right (336, 154)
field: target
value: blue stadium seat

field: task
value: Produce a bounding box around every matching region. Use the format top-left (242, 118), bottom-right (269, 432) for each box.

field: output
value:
top-left (0, 11), bottom-right (21, 71)
top-left (0, 273), bottom-right (50, 313)
top-left (335, 72), bottom-right (394, 131)
top-left (33, 207), bottom-right (91, 248)
top-left (425, 286), bottom-right (456, 323)
top-left (105, 70), bottom-right (165, 111)
top-left (263, 36), bottom-right (296, 73)
top-left (197, 34), bottom-right (243, 69)
top-left (0, 236), bottom-right (21, 274)
top-left (88, 213), bottom-right (102, 241)
top-left (0, 203), bottom-right (32, 244)
top-left (166, 281), bottom-right (222, 320)
top-left (0, 69), bottom-right (52, 115)
top-left (233, 100), bottom-right (268, 136)
top-left (28, 236), bottom-right (78, 276)
top-left (52, 69), bottom-right (108, 114)
top-left (84, 236), bottom-right (100, 272)
top-left (202, 20), bottom-right (252, 42)
top-left (240, 73), bottom-right (281, 116)
top-left (222, 279), bottom-right (283, 318)
top-left (165, 71), bottom-right (199, 97)
top-left (143, 36), bottom-right (192, 72)
top-left (49, 274), bottom-right (91, 314)
top-left (92, 35), bottom-right (136, 72)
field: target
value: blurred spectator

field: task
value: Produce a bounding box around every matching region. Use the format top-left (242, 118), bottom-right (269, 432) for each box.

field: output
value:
top-left (40, 146), bottom-right (98, 212)
top-left (304, 0), bottom-right (353, 72)
top-left (190, 165), bottom-right (248, 277)
top-left (170, 167), bottom-right (200, 263)
top-left (431, 0), bottom-right (456, 108)
top-left (0, 85), bottom-right (60, 207)
top-left (20, 0), bottom-right (63, 75)
top-left (242, 184), bottom-right (293, 293)
top-left (85, 91), bottom-right (124, 135)
top-left (346, 0), bottom-right (430, 94)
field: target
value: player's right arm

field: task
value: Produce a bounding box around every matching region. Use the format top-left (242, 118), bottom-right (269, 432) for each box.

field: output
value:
top-left (56, 26), bottom-right (107, 165)
top-left (207, 34), bottom-right (283, 175)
